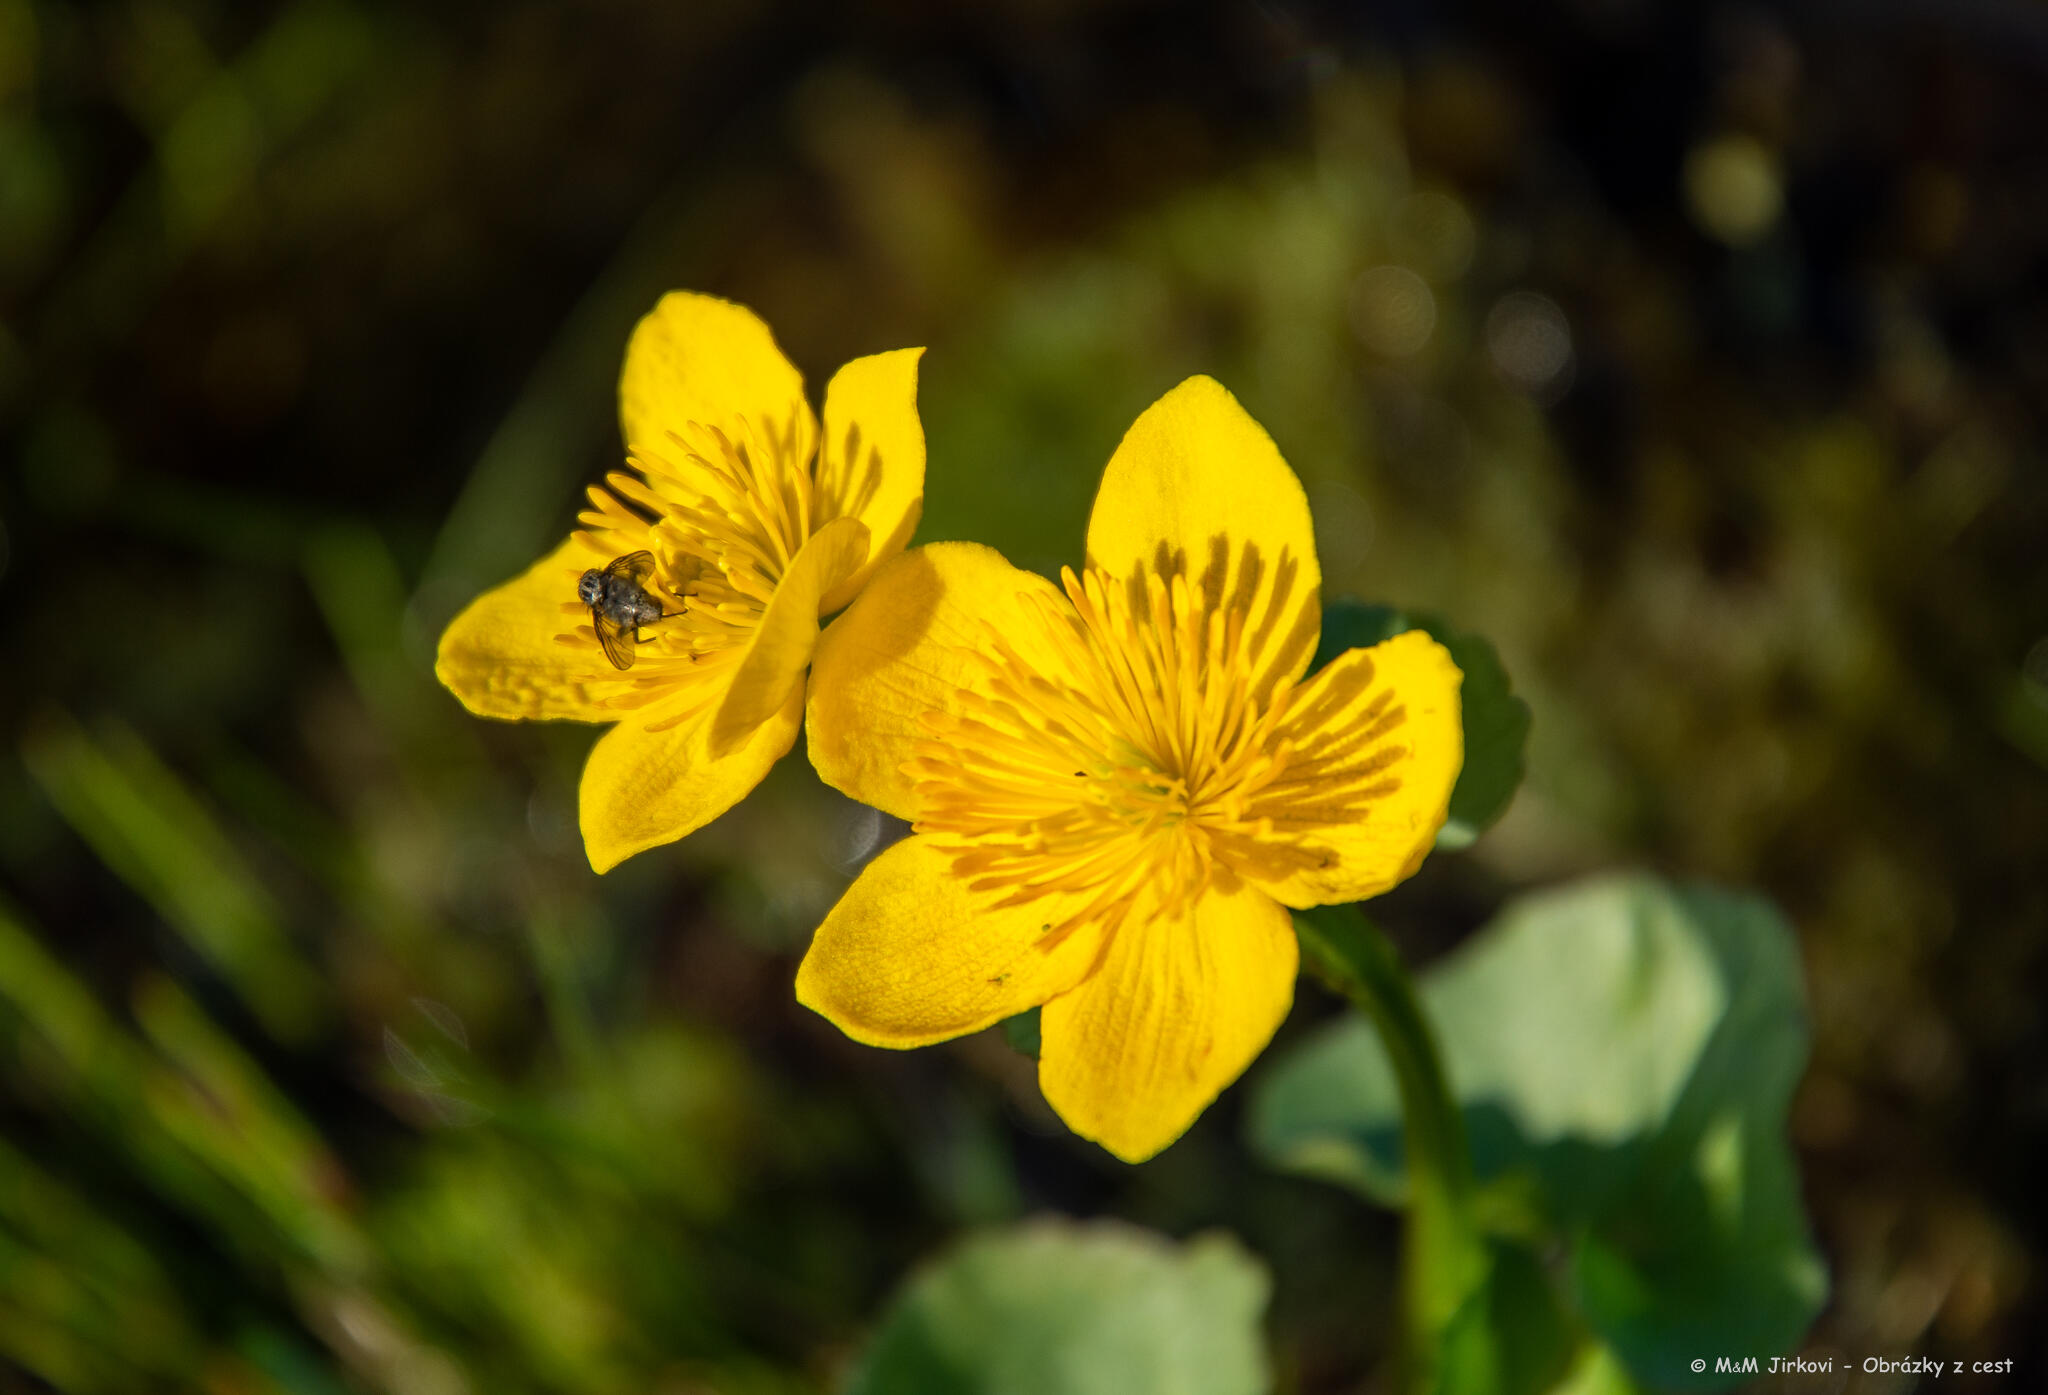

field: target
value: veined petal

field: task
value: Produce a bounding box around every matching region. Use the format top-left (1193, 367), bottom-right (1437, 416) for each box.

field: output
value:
top-left (708, 516), bottom-right (869, 757)
top-left (579, 679), bottom-right (802, 873)
top-left (1083, 376), bottom-right (1322, 698)
top-left (1244, 630), bottom-right (1463, 909)
top-left (796, 836), bottom-right (1109, 1048)
top-left (816, 347), bottom-right (926, 615)
top-left (1038, 880), bottom-right (1298, 1163)
top-left (436, 536), bottom-right (620, 721)
top-left (806, 542), bottom-right (1067, 820)
top-left (618, 291), bottom-right (815, 463)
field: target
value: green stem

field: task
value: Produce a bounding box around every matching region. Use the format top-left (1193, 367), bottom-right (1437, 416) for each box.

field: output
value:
top-left (1296, 905), bottom-right (1493, 1394)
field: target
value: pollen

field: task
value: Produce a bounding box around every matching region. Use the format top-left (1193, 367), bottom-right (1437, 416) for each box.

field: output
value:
top-left (907, 564), bottom-right (1412, 934)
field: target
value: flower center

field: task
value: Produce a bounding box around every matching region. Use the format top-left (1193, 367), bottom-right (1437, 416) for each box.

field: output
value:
top-left (572, 404), bottom-right (871, 714)
top-left (908, 566), bottom-right (1304, 928)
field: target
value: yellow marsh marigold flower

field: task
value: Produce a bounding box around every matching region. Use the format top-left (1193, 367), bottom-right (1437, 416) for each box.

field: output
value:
top-left (796, 376), bottom-right (1462, 1162)
top-left (436, 292), bottom-right (925, 871)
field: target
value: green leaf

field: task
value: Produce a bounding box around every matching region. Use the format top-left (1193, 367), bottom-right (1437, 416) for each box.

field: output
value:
top-left (1549, 1343), bottom-right (1641, 1395)
top-left (1251, 875), bottom-right (1827, 1391)
top-left (845, 1220), bottom-right (1271, 1395)
top-left (1479, 1240), bottom-right (1579, 1395)
top-left (999, 1007), bottom-right (1041, 1059)
top-left (1313, 600), bottom-right (1531, 848)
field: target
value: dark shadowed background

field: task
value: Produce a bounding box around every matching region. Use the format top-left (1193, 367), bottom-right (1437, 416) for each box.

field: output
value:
top-left (2, 1), bottom-right (2045, 1391)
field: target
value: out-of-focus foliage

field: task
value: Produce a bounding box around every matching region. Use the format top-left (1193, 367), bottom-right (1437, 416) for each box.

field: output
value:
top-left (1254, 877), bottom-right (1828, 1392)
top-left (845, 1221), bottom-right (1269, 1395)
top-left (3, 0), bottom-right (2045, 1390)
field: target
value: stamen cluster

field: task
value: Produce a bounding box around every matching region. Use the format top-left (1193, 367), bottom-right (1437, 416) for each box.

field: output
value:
top-left (562, 408), bottom-right (877, 725)
top-left (909, 566), bottom-right (1413, 933)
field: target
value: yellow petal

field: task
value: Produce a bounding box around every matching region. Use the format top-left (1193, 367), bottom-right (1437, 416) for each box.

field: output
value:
top-left (1245, 630), bottom-right (1463, 908)
top-left (1038, 880), bottom-right (1298, 1163)
top-left (796, 835), bottom-right (1108, 1048)
top-left (816, 347), bottom-right (927, 615)
top-left (436, 536), bottom-right (619, 721)
top-left (1083, 376), bottom-right (1322, 698)
top-left (708, 516), bottom-right (870, 758)
top-left (617, 291), bottom-right (814, 460)
top-left (578, 680), bottom-right (802, 873)
top-left (806, 542), bottom-right (1065, 820)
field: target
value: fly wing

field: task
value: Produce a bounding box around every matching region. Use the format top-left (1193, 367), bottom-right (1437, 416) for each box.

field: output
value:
top-left (607, 551), bottom-right (657, 586)
top-left (593, 609), bottom-right (636, 671)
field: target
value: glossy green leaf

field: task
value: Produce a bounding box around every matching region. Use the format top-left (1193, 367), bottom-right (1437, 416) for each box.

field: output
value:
top-left (845, 1220), bottom-right (1270, 1395)
top-left (1251, 875), bottom-right (1826, 1391)
top-left (1313, 601), bottom-right (1530, 848)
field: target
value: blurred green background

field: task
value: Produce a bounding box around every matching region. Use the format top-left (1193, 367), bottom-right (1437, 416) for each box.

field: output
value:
top-left (2, 0), bottom-right (2045, 1390)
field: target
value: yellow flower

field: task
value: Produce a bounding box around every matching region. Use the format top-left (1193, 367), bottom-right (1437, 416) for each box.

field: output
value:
top-left (435, 292), bottom-right (925, 872)
top-left (795, 377), bottom-right (1463, 1162)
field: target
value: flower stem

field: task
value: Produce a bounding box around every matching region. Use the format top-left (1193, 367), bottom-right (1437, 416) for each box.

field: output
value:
top-left (1295, 905), bottom-right (1495, 1394)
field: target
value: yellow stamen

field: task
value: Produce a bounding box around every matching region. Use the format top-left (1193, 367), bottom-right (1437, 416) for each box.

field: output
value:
top-left (563, 400), bottom-right (883, 693)
top-left (910, 564), bottom-right (1411, 934)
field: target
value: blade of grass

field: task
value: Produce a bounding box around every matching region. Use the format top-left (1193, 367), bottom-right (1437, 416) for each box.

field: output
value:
top-left (0, 899), bottom-right (277, 1262)
top-left (21, 711), bottom-right (326, 1043)
top-left (132, 975), bottom-right (370, 1278)
top-left (0, 1138), bottom-right (203, 1389)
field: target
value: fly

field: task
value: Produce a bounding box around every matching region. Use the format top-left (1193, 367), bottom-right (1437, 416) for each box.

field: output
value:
top-left (578, 551), bottom-right (675, 670)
